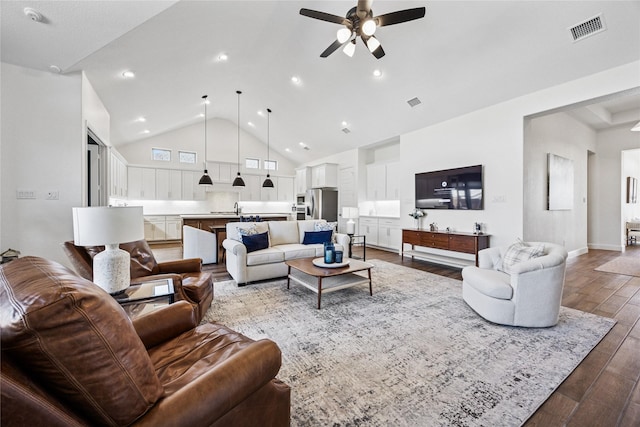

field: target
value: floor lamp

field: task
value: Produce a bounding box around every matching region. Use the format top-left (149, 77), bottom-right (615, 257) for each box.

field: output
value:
top-left (72, 206), bottom-right (144, 294)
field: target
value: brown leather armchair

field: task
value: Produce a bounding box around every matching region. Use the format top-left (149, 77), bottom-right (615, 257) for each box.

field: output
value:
top-left (1, 256), bottom-right (291, 426)
top-left (62, 239), bottom-right (213, 321)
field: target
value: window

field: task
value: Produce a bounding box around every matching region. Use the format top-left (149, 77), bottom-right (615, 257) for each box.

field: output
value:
top-left (245, 158), bottom-right (260, 169)
top-left (179, 151), bottom-right (196, 164)
top-left (264, 160), bottom-right (278, 171)
top-left (152, 148), bottom-right (171, 162)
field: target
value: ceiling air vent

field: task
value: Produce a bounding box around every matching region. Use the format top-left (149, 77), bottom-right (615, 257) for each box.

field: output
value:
top-left (342, 128), bottom-right (351, 134)
top-left (569, 14), bottom-right (606, 42)
top-left (407, 97), bottom-right (421, 108)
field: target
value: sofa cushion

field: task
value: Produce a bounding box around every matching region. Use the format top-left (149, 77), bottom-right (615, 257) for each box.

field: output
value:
top-left (277, 244), bottom-right (317, 260)
top-left (242, 232), bottom-right (270, 253)
top-left (229, 222), bottom-right (269, 242)
top-left (500, 239), bottom-right (545, 274)
top-left (268, 221), bottom-right (300, 246)
top-left (464, 267), bottom-right (513, 300)
top-left (246, 247), bottom-right (285, 266)
top-left (0, 257), bottom-right (163, 426)
top-left (302, 230), bottom-right (333, 245)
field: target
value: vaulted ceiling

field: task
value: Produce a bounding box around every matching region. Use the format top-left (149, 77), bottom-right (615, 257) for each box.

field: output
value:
top-left (2, 1), bottom-right (639, 165)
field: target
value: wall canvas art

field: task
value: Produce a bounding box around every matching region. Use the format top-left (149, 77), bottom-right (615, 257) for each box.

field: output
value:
top-left (627, 176), bottom-right (638, 204)
top-left (547, 153), bottom-right (574, 210)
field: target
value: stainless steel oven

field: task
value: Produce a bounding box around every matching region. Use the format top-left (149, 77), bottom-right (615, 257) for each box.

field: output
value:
top-left (295, 205), bottom-right (306, 220)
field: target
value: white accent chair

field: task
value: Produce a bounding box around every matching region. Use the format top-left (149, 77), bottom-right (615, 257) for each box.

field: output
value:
top-left (182, 225), bottom-right (217, 264)
top-left (461, 242), bottom-right (568, 327)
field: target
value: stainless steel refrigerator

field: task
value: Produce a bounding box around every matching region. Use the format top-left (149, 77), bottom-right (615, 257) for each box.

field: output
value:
top-left (306, 188), bottom-right (338, 222)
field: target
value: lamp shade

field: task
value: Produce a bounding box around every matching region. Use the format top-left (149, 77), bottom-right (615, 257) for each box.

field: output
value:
top-left (72, 206), bottom-right (144, 246)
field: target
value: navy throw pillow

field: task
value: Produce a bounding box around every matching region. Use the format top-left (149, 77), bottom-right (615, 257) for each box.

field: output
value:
top-left (242, 232), bottom-right (269, 253)
top-left (302, 230), bottom-right (333, 245)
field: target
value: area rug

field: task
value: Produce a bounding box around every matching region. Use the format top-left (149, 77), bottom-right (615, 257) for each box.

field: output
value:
top-left (595, 256), bottom-right (640, 276)
top-left (202, 260), bottom-right (615, 426)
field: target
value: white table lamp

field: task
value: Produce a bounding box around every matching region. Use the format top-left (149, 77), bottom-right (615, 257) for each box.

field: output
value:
top-left (342, 207), bottom-right (359, 235)
top-left (72, 206), bottom-right (144, 294)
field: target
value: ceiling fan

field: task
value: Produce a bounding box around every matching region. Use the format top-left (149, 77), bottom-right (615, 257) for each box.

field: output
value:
top-left (299, 0), bottom-right (426, 59)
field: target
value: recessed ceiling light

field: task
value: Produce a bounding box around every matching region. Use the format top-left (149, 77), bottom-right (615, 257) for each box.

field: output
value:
top-left (257, 110), bottom-right (265, 117)
top-left (198, 113), bottom-right (205, 118)
top-left (203, 98), bottom-right (210, 105)
top-left (137, 116), bottom-right (146, 122)
top-left (341, 121), bottom-right (348, 127)
top-left (122, 70), bottom-right (135, 79)
top-left (141, 129), bottom-right (150, 134)
top-left (285, 148), bottom-right (291, 152)
top-left (298, 142), bottom-right (305, 146)
top-left (373, 69), bottom-right (382, 78)
top-left (217, 53), bottom-right (228, 61)
top-left (248, 122), bottom-right (255, 127)
top-left (291, 76), bottom-right (301, 85)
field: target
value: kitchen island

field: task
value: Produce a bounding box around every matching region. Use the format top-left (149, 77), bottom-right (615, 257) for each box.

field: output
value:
top-left (181, 213), bottom-right (291, 264)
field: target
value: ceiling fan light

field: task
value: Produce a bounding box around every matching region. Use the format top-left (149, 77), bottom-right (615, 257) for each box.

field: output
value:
top-left (362, 19), bottom-right (376, 36)
top-left (343, 41), bottom-right (356, 57)
top-left (336, 27), bottom-right (352, 43)
top-left (367, 37), bottom-right (381, 53)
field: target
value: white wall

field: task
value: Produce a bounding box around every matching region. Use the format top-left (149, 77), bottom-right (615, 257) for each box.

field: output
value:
top-left (1, 63), bottom-right (84, 265)
top-left (300, 61), bottom-right (640, 250)
top-left (117, 117), bottom-right (297, 176)
top-left (590, 127), bottom-right (640, 250)
top-left (523, 112), bottom-right (596, 252)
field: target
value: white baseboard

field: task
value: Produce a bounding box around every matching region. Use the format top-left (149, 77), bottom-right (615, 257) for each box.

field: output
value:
top-left (587, 243), bottom-right (624, 252)
top-left (568, 247), bottom-right (589, 258)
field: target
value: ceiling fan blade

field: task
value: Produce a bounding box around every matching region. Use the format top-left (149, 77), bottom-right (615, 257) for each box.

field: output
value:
top-left (320, 40), bottom-right (344, 58)
top-left (375, 7), bottom-right (426, 27)
top-left (300, 8), bottom-right (348, 25)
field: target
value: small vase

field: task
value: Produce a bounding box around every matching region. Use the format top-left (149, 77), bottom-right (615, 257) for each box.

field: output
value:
top-left (414, 218), bottom-right (420, 229)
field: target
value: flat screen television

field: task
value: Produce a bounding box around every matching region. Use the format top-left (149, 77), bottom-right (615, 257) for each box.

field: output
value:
top-left (415, 165), bottom-right (483, 210)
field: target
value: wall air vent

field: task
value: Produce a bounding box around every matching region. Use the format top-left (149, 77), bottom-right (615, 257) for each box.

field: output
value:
top-left (407, 97), bottom-right (421, 108)
top-left (569, 14), bottom-right (606, 42)
top-left (342, 128), bottom-right (351, 134)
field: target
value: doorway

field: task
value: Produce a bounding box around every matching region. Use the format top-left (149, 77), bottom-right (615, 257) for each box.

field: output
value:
top-left (87, 130), bottom-right (107, 206)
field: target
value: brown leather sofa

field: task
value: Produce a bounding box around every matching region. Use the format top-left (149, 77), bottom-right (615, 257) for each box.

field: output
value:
top-left (1, 256), bottom-right (291, 426)
top-left (63, 239), bottom-right (213, 321)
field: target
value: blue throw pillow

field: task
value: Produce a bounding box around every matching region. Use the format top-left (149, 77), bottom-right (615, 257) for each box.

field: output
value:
top-left (242, 232), bottom-right (269, 253)
top-left (302, 230), bottom-right (333, 245)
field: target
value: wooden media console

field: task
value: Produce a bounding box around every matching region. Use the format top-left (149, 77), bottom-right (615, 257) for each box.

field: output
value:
top-left (401, 229), bottom-right (490, 268)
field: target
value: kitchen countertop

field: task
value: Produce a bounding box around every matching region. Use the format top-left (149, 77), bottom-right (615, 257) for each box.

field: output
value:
top-left (180, 213), bottom-right (292, 219)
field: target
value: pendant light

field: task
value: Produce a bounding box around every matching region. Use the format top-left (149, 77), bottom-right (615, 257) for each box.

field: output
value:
top-left (232, 90), bottom-right (245, 187)
top-left (262, 108), bottom-right (274, 188)
top-left (198, 94), bottom-right (213, 186)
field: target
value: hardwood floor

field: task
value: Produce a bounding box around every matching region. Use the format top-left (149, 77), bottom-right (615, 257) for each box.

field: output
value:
top-left (152, 243), bottom-right (640, 426)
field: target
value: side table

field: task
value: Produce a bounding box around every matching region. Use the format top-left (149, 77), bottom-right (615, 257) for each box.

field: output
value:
top-left (348, 234), bottom-right (366, 261)
top-left (113, 278), bottom-right (175, 319)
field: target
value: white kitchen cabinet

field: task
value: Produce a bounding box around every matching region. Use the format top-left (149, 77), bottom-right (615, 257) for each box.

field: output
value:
top-left (144, 216), bottom-right (167, 241)
top-left (385, 162), bottom-right (401, 200)
top-left (311, 163), bottom-right (338, 188)
top-left (208, 162), bottom-right (233, 183)
top-left (359, 217), bottom-right (401, 251)
top-left (181, 171), bottom-right (206, 201)
top-left (377, 218), bottom-right (402, 250)
top-left (165, 215), bottom-right (183, 240)
top-left (156, 169), bottom-right (182, 200)
top-left (277, 176), bottom-right (295, 202)
top-left (359, 217), bottom-right (379, 246)
top-left (366, 164), bottom-right (386, 200)
top-left (366, 161), bottom-right (400, 200)
top-left (128, 167), bottom-right (156, 199)
top-left (240, 174), bottom-right (261, 201)
top-left (295, 167), bottom-right (311, 194)
top-left (109, 152), bottom-right (128, 198)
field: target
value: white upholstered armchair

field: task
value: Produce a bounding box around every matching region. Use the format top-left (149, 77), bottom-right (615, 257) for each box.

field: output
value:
top-left (461, 241), bottom-right (568, 327)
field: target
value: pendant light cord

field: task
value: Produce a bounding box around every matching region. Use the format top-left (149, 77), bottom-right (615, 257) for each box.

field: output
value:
top-left (237, 90), bottom-right (241, 172)
top-left (202, 95), bottom-right (207, 168)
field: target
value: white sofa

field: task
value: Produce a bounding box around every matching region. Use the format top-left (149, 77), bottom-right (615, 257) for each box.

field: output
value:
top-left (223, 220), bottom-right (349, 285)
top-left (461, 242), bottom-right (568, 327)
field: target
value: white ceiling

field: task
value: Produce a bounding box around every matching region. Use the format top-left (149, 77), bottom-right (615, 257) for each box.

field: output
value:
top-left (2, 1), bottom-right (639, 165)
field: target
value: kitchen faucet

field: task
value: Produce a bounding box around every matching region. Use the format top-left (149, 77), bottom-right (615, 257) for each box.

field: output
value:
top-left (234, 202), bottom-right (239, 215)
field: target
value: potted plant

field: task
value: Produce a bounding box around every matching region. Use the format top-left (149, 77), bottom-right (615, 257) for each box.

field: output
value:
top-left (409, 209), bottom-right (426, 229)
